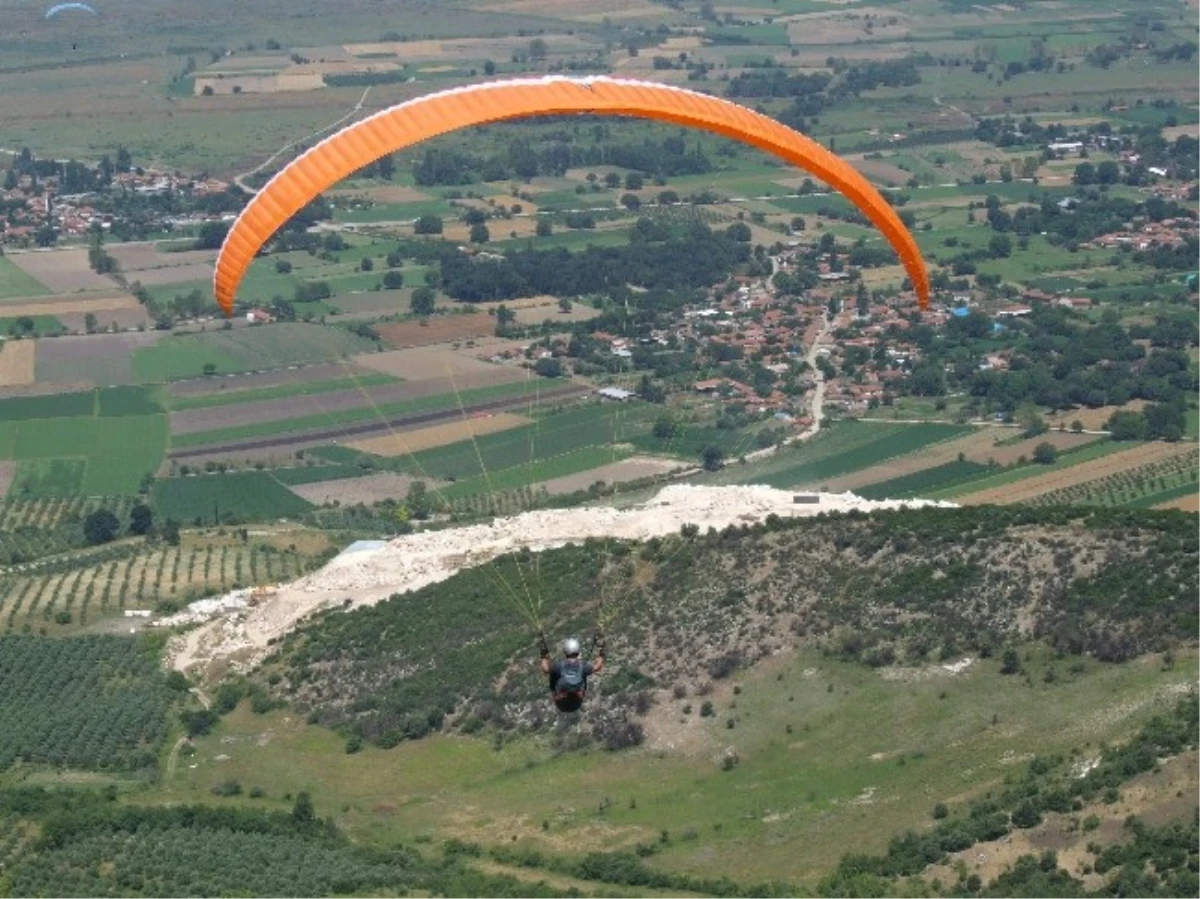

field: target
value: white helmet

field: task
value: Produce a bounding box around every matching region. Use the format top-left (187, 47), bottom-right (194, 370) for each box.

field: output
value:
top-left (562, 637), bottom-right (581, 657)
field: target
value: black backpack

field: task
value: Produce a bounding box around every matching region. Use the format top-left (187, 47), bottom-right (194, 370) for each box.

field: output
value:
top-left (557, 659), bottom-right (585, 692)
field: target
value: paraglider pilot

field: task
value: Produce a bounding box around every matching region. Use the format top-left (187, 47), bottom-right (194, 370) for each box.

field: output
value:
top-left (539, 631), bottom-right (604, 712)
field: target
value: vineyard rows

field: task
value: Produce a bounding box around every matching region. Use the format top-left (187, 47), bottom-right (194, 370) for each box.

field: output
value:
top-left (0, 496), bottom-right (136, 531)
top-left (0, 543), bottom-right (317, 632)
top-left (1029, 448), bottom-right (1199, 508)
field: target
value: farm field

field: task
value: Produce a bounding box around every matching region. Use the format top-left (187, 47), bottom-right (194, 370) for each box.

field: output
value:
top-left (4, 249), bottom-right (117, 294)
top-left (0, 527), bottom-right (334, 634)
top-left (954, 441), bottom-right (1197, 506)
top-left (167, 372), bottom-right (397, 411)
top-left (0, 257), bottom-right (50, 300)
top-left (107, 242), bottom-right (219, 287)
top-left (721, 421), bottom-right (971, 491)
top-left (151, 472), bottom-right (314, 525)
top-left (535, 454), bottom-right (681, 495)
top-left (347, 412), bottom-right (532, 457)
top-left (169, 366), bottom-right (530, 436)
top-left (375, 313), bottom-right (495, 348)
top-left (168, 378), bottom-right (568, 454)
top-left (1028, 446), bottom-right (1200, 510)
top-left (0, 340), bottom-right (35, 389)
top-left (131, 324), bottom-right (380, 383)
top-left (166, 360), bottom-right (388, 399)
top-left (283, 471), bottom-right (433, 506)
top-left (821, 428), bottom-right (1100, 496)
top-left (33, 331), bottom-right (167, 387)
top-left (0, 398), bottom-right (167, 496)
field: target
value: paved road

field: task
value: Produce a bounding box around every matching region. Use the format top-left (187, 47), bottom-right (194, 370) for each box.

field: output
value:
top-left (168, 382), bottom-right (588, 459)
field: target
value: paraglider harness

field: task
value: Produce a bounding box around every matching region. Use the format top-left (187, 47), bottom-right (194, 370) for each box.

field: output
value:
top-left (540, 631), bottom-right (603, 712)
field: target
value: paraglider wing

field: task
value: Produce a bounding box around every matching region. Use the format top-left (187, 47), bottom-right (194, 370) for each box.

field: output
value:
top-left (45, 2), bottom-right (97, 18)
top-left (214, 76), bottom-right (929, 314)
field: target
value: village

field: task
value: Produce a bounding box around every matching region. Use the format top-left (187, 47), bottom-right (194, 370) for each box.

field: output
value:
top-left (1, 162), bottom-right (232, 244)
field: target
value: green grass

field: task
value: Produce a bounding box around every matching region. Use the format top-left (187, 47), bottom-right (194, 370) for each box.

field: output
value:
top-left (9, 457), bottom-right (87, 497)
top-left (1186, 408), bottom-right (1199, 441)
top-left (1127, 481), bottom-right (1199, 510)
top-left (857, 459), bottom-right (991, 500)
top-left (0, 414), bottom-right (167, 495)
top-left (0, 390), bottom-right (95, 421)
top-left (131, 324), bottom-right (378, 382)
top-left (0, 315), bottom-right (64, 335)
top-left (168, 373), bottom-right (397, 412)
top-left (97, 385), bottom-right (165, 417)
top-left (0, 257), bottom-right (51, 300)
top-left (157, 644), bottom-right (1198, 889)
top-left (171, 380), bottom-right (546, 449)
top-left (151, 472), bottom-right (313, 525)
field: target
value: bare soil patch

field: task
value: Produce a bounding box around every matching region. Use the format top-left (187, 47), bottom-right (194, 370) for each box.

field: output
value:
top-left (1045, 401), bottom-right (1147, 431)
top-left (328, 185), bottom-right (433, 203)
top-left (0, 294), bottom-right (141, 318)
top-left (0, 461), bottom-right (15, 500)
top-left (376, 314), bottom-right (494, 348)
top-left (59, 306), bottom-right (152, 332)
top-left (1156, 491), bottom-right (1198, 512)
top-left (851, 157), bottom-right (913, 186)
top-left (538, 455), bottom-right (681, 495)
top-left (34, 330), bottom-right (165, 386)
top-left (6, 249), bottom-right (118, 293)
top-left (958, 442), bottom-right (1194, 505)
top-left (348, 412), bottom-right (530, 456)
top-left (352, 347), bottom-right (532, 382)
top-left (110, 243), bottom-right (217, 272)
top-left (193, 72), bottom-right (326, 95)
top-left (473, 0), bottom-right (663, 19)
top-left (976, 430), bottom-right (1098, 467)
top-left (0, 339), bottom-right (35, 387)
top-left (443, 217), bottom-right (541, 242)
top-left (285, 472), bottom-right (437, 506)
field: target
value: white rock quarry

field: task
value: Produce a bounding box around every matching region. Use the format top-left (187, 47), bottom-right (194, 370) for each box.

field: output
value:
top-left (166, 484), bottom-right (955, 677)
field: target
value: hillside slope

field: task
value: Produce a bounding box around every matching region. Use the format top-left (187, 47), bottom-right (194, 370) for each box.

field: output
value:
top-left (254, 504), bottom-right (1196, 753)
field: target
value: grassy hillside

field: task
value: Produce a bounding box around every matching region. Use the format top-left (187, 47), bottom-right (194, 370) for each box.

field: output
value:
top-left (127, 504), bottom-right (1180, 893)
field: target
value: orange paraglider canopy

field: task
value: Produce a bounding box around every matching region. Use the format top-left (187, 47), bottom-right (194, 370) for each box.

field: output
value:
top-left (214, 76), bottom-right (929, 314)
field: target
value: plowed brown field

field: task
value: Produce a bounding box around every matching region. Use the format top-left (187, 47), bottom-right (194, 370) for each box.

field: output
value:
top-left (376, 314), bottom-right (493, 347)
top-left (348, 412), bottom-right (530, 456)
top-left (0, 339), bottom-right (35, 387)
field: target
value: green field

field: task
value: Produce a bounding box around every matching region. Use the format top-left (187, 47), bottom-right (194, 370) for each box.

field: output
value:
top-left (0, 314), bottom-right (63, 335)
top-left (928, 438), bottom-right (1129, 500)
top-left (0, 390), bottom-right (95, 421)
top-left (151, 472), bottom-right (314, 524)
top-left (0, 257), bottom-right (50, 300)
top-left (131, 323), bottom-right (378, 382)
top-left (437, 445), bottom-right (633, 500)
top-left (0, 414), bottom-right (167, 496)
top-left (158, 644), bottom-right (1197, 889)
top-left (168, 373), bottom-right (397, 412)
top-left (724, 422), bottom-right (971, 490)
top-left (857, 459), bottom-right (991, 500)
top-left (401, 402), bottom-right (659, 482)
